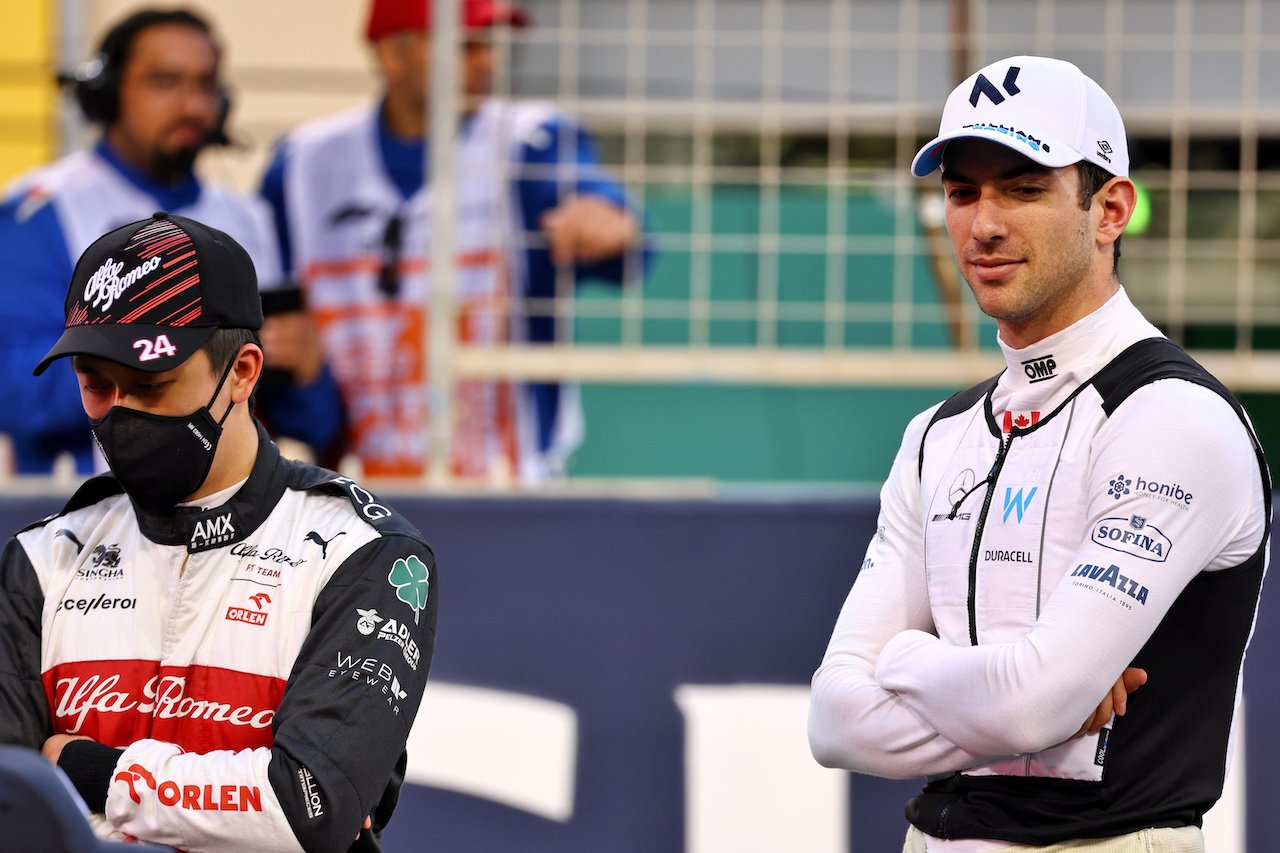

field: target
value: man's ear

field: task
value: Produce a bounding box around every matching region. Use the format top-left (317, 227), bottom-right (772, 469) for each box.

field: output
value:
top-left (1096, 176), bottom-right (1136, 249)
top-left (230, 343), bottom-right (264, 404)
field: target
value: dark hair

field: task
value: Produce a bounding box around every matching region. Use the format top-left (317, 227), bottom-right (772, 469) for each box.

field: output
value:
top-left (201, 328), bottom-right (261, 410)
top-left (75, 9), bottom-right (220, 125)
top-left (1076, 160), bottom-right (1122, 274)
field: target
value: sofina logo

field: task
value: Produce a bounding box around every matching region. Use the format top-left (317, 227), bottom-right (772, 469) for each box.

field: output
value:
top-left (1002, 487), bottom-right (1038, 523)
top-left (1092, 517), bottom-right (1173, 562)
top-left (389, 555), bottom-right (431, 624)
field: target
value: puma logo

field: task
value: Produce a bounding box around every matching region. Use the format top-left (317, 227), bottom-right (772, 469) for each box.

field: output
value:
top-left (305, 530), bottom-right (346, 559)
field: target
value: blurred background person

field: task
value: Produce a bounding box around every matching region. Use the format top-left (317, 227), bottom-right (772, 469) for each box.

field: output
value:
top-left (259, 0), bottom-right (649, 482)
top-left (0, 7), bottom-right (342, 476)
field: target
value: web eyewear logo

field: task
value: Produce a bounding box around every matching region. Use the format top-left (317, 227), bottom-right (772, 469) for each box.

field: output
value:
top-left (1108, 474), bottom-right (1132, 499)
top-left (1002, 487), bottom-right (1038, 523)
top-left (389, 555), bottom-right (431, 624)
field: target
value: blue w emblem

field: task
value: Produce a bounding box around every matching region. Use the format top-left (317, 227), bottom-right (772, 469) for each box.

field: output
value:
top-left (1003, 487), bottom-right (1038, 523)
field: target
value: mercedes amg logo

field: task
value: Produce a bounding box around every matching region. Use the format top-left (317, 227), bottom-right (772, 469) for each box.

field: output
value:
top-left (949, 469), bottom-right (977, 505)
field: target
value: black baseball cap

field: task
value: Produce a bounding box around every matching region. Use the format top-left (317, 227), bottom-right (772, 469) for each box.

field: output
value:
top-left (34, 211), bottom-right (263, 376)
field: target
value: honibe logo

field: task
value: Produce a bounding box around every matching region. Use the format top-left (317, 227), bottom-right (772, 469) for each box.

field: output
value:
top-left (1108, 475), bottom-right (1132, 499)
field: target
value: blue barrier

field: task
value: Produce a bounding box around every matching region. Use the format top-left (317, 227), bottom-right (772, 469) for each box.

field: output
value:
top-left (1, 495), bottom-right (1275, 851)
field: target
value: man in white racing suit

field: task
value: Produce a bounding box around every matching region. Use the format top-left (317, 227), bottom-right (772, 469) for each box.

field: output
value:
top-left (808, 56), bottom-right (1270, 852)
top-left (0, 212), bottom-right (437, 853)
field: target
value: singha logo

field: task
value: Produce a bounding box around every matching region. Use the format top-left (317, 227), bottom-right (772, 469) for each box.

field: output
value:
top-left (91, 544), bottom-right (120, 568)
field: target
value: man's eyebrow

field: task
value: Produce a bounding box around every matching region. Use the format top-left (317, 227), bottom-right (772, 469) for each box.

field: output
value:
top-left (941, 163), bottom-right (1055, 184)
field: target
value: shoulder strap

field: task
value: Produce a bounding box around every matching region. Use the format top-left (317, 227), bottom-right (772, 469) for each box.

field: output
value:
top-left (1091, 336), bottom-right (1271, 532)
top-left (918, 374), bottom-right (1001, 478)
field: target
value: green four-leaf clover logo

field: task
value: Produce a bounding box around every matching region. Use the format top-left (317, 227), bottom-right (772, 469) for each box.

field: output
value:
top-left (388, 555), bottom-right (430, 623)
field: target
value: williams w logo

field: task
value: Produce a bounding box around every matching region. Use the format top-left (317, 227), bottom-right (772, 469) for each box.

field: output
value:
top-left (969, 66), bottom-right (1021, 106)
top-left (1002, 487), bottom-right (1038, 523)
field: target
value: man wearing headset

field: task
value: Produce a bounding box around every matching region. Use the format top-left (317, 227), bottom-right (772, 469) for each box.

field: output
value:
top-left (0, 8), bottom-right (341, 475)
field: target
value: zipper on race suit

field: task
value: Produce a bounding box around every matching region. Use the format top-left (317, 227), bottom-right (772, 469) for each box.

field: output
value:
top-left (163, 552), bottom-right (192, 659)
top-left (965, 433), bottom-right (1014, 646)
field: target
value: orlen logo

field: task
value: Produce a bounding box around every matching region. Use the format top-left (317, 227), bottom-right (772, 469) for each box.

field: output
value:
top-left (83, 255), bottom-right (161, 312)
top-left (226, 593), bottom-right (271, 626)
top-left (53, 673), bottom-right (275, 735)
top-left (113, 763), bottom-right (262, 812)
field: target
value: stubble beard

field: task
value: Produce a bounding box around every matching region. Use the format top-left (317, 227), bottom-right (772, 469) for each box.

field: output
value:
top-left (969, 214), bottom-right (1097, 329)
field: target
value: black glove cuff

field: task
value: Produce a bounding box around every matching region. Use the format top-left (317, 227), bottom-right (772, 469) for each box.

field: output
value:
top-left (57, 740), bottom-right (125, 813)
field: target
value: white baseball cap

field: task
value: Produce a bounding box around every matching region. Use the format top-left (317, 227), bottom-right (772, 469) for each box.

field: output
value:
top-left (911, 55), bottom-right (1128, 179)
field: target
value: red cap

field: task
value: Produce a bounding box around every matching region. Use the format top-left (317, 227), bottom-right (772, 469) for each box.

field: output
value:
top-left (366, 0), bottom-right (530, 41)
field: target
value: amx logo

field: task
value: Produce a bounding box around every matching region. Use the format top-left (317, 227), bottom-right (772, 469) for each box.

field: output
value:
top-left (1002, 487), bottom-right (1038, 523)
top-left (189, 510), bottom-right (235, 552)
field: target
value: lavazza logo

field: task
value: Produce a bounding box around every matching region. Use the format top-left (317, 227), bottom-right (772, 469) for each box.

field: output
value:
top-left (83, 255), bottom-right (161, 312)
top-left (53, 673), bottom-right (274, 735)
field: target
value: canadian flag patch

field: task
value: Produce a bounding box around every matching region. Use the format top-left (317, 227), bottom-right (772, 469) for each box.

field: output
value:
top-left (1003, 410), bottom-right (1041, 433)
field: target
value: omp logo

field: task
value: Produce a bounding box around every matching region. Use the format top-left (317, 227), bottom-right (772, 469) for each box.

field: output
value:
top-left (1002, 487), bottom-right (1038, 523)
top-left (83, 255), bottom-right (161, 312)
top-left (1070, 562), bottom-right (1150, 605)
top-left (1092, 517), bottom-right (1173, 562)
top-left (1021, 354), bottom-right (1057, 383)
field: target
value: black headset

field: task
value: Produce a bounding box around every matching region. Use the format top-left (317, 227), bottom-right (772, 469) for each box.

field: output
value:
top-left (62, 9), bottom-right (232, 145)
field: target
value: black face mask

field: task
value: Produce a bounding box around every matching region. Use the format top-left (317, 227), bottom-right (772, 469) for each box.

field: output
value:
top-left (90, 357), bottom-right (237, 517)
